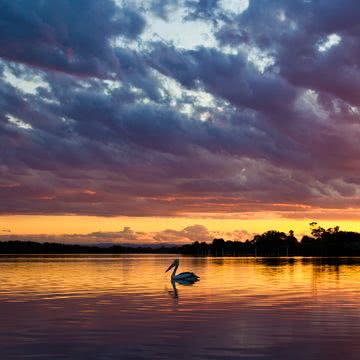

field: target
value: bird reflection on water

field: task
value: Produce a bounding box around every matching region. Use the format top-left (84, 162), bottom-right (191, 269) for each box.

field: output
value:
top-left (167, 277), bottom-right (199, 300)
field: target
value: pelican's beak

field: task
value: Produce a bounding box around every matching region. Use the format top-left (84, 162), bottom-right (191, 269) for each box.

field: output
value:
top-left (165, 262), bottom-right (175, 273)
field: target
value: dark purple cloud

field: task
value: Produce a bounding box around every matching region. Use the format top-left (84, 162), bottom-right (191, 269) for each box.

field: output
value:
top-left (0, 0), bottom-right (145, 77)
top-left (0, 0), bottom-right (360, 218)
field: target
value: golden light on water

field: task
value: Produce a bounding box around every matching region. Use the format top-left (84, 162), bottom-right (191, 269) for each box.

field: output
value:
top-left (2, 255), bottom-right (360, 359)
top-left (2, 255), bottom-right (360, 301)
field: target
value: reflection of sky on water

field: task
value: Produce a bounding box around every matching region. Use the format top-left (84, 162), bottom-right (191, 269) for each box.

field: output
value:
top-left (1, 255), bottom-right (360, 359)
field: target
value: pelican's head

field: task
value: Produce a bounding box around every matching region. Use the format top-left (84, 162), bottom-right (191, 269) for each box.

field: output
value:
top-left (165, 258), bottom-right (179, 272)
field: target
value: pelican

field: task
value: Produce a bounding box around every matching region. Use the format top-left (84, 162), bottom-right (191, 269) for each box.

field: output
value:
top-left (165, 259), bottom-right (199, 282)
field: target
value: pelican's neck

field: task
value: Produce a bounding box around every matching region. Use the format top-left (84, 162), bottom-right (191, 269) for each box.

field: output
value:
top-left (171, 263), bottom-right (179, 279)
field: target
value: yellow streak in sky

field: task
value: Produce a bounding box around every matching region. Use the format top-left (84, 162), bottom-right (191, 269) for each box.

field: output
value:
top-left (0, 215), bottom-right (359, 237)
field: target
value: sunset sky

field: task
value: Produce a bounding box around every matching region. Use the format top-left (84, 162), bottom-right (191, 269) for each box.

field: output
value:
top-left (1, 0), bottom-right (360, 245)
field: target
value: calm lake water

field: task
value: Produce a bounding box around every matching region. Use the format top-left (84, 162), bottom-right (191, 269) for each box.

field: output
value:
top-left (1, 255), bottom-right (360, 359)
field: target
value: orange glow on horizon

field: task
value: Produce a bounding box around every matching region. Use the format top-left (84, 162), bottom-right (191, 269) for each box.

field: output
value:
top-left (0, 214), bottom-right (359, 238)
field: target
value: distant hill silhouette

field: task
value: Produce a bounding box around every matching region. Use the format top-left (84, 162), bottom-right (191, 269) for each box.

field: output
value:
top-left (1, 223), bottom-right (360, 256)
top-left (0, 241), bottom-right (180, 254)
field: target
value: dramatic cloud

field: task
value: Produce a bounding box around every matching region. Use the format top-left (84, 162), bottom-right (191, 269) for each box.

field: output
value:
top-left (1, 0), bottom-right (360, 221)
top-left (0, 0), bottom-right (145, 77)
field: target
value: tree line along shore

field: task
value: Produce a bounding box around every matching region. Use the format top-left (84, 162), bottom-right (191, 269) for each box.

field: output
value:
top-left (0, 223), bottom-right (360, 256)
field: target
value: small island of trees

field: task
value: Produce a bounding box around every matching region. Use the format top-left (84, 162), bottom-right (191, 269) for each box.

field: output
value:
top-left (181, 223), bottom-right (360, 257)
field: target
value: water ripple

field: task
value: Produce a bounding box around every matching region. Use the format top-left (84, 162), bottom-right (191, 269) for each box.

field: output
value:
top-left (1, 255), bottom-right (360, 359)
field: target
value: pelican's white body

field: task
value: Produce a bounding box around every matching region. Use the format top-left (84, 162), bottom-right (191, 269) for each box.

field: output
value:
top-left (165, 259), bottom-right (199, 282)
